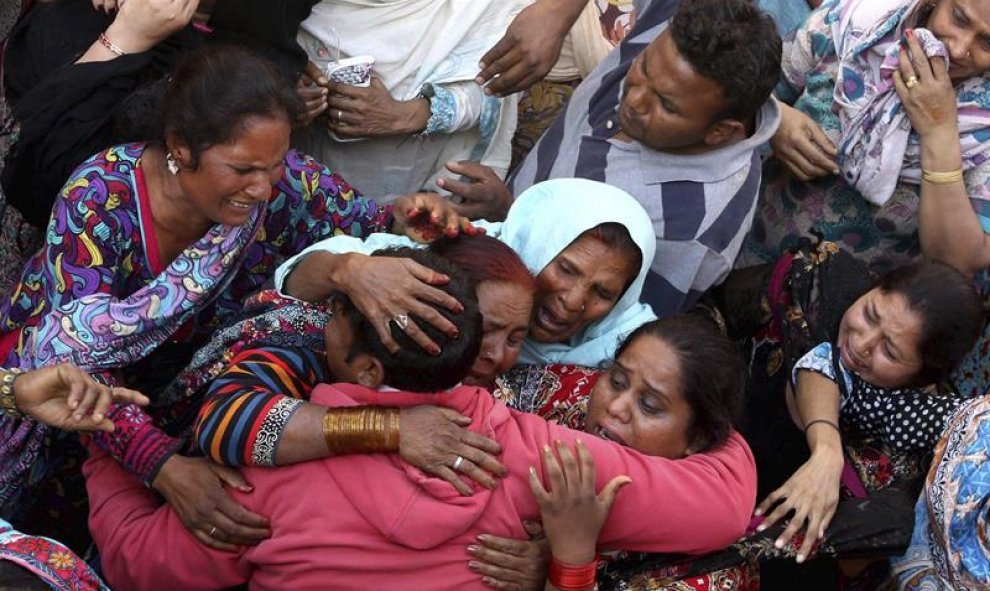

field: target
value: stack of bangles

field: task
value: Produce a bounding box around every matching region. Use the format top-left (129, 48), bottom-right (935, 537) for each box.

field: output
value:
top-left (0, 368), bottom-right (24, 420)
top-left (322, 407), bottom-right (401, 455)
top-left (921, 167), bottom-right (963, 185)
top-left (548, 555), bottom-right (599, 591)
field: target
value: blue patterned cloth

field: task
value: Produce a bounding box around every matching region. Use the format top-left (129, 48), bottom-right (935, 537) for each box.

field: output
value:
top-left (891, 396), bottom-right (990, 590)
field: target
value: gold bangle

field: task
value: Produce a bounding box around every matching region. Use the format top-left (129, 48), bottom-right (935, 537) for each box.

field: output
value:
top-left (322, 407), bottom-right (401, 456)
top-left (0, 368), bottom-right (25, 420)
top-left (98, 32), bottom-right (127, 58)
top-left (921, 168), bottom-right (964, 185)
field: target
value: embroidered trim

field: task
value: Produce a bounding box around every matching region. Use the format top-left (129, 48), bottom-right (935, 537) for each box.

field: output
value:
top-left (252, 397), bottom-right (305, 466)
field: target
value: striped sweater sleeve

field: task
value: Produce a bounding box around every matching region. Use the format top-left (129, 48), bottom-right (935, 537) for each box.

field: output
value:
top-left (194, 345), bottom-right (329, 467)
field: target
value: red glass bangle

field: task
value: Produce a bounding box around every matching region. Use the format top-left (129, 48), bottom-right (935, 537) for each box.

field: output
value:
top-left (548, 555), bottom-right (598, 591)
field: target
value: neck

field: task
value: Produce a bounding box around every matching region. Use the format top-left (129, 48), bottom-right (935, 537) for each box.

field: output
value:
top-left (144, 146), bottom-right (212, 242)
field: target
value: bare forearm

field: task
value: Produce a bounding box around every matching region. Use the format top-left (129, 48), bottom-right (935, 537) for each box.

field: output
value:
top-left (918, 129), bottom-right (990, 276)
top-left (789, 371), bottom-right (843, 457)
top-left (272, 403), bottom-right (331, 465)
top-left (282, 251), bottom-right (354, 302)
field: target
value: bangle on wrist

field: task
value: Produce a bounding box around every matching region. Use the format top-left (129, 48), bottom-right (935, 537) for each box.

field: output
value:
top-left (548, 554), bottom-right (599, 591)
top-left (322, 407), bottom-right (400, 456)
top-left (0, 368), bottom-right (25, 420)
top-left (804, 418), bottom-right (840, 434)
top-left (922, 168), bottom-right (963, 185)
top-left (98, 32), bottom-right (128, 57)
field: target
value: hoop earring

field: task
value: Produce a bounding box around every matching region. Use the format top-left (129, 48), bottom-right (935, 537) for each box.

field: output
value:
top-left (166, 152), bottom-right (180, 176)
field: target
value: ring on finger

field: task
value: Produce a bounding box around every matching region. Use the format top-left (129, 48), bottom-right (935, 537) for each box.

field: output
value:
top-left (208, 525), bottom-right (218, 537)
top-left (905, 75), bottom-right (919, 89)
top-left (390, 313), bottom-right (410, 331)
top-left (452, 455), bottom-right (465, 471)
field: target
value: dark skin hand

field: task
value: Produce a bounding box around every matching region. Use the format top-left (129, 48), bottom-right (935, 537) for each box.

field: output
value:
top-left (469, 521), bottom-right (549, 590)
top-left (401, 406), bottom-right (507, 496)
top-left (297, 60), bottom-right (330, 125)
top-left (436, 161), bottom-right (513, 222)
top-left (475, 0), bottom-right (585, 96)
top-left (327, 78), bottom-right (431, 138)
top-left (152, 454), bottom-right (271, 552)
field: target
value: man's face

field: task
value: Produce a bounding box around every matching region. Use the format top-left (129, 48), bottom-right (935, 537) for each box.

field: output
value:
top-left (618, 30), bottom-right (729, 154)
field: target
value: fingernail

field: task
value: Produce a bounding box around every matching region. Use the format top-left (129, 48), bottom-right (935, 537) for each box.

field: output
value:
top-left (753, 508), bottom-right (762, 516)
top-left (437, 178), bottom-right (446, 187)
top-left (430, 345), bottom-right (441, 356)
top-left (906, 28), bottom-right (914, 38)
top-left (796, 554), bottom-right (806, 564)
top-left (484, 88), bottom-right (493, 96)
top-left (467, 545), bottom-right (480, 554)
top-left (468, 561), bottom-right (481, 571)
top-left (477, 534), bottom-right (490, 542)
top-left (93, 414), bottom-right (103, 422)
top-left (543, 445), bottom-right (552, 453)
top-left (478, 61), bottom-right (486, 69)
top-left (529, 466), bottom-right (536, 475)
top-left (756, 524), bottom-right (767, 532)
top-left (774, 539), bottom-right (784, 549)
top-left (240, 485), bottom-right (253, 492)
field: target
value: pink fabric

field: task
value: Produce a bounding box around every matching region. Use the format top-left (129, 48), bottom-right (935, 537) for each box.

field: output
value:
top-left (87, 383), bottom-right (757, 591)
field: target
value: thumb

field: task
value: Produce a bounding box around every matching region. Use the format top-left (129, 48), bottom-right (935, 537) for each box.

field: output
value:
top-left (597, 475), bottom-right (632, 509)
top-left (305, 60), bottom-right (328, 86)
top-left (523, 520), bottom-right (544, 538)
top-left (212, 464), bottom-right (253, 492)
top-left (438, 407), bottom-right (472, 426)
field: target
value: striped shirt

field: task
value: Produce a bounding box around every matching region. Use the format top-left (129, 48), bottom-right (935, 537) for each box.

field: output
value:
top-left (509, 0), bottom-right (782, 317)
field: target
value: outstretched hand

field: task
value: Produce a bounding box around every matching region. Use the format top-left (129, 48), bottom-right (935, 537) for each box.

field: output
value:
top-left (530, 439), bottom-right (630, 564)
top-left (437, 161), bottom-right (513, 222)
top-left (392, 192), bottom-right (485, 243)
top-left (13, 363), bottom-right (149, 432)
top-left (754, 451), bottom-right (844, 563)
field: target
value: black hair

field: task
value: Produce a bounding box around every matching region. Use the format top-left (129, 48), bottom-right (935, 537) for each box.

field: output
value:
top-left (875, 260), bottom-right (986, 385)
top-left (578, 222), bottom-right (643, 296)
top-left (615, 311), bottom-right (745, 453)
top-left (154, 44), bottom-right (303, 168)
top-left (669, 0), bottom-right (782, 124)
top-left (334, 247), bottom-right (483, 392)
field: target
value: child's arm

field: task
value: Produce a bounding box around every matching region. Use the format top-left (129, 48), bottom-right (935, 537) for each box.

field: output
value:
top-left (530, 440), bottom-right (630, 591)
top-left (756, 344), bottom-right (844, 564)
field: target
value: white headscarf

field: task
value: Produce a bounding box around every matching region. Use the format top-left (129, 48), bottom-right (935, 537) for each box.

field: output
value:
top-left (499, 179), bottom-right (658, 367)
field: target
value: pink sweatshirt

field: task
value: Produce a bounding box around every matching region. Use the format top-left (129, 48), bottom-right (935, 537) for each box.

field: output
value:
top-left (87, 383), bottom-right (756, 591)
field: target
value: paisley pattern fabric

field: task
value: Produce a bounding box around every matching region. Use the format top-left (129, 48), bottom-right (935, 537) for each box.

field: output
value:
top-left (0, 144), bottom-right (390, 544)
top-left (892, 396), bottom-right (990, 590)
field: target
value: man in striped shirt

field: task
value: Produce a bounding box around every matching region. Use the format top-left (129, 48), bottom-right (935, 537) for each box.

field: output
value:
top-left (447, 0), bottom-right (783, 317)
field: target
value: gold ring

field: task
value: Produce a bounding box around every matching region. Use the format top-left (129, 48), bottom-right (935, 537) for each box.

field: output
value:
top-left (337, 109), bottom-right (343, 122)
top-left (452, 456), bottom-right (465, 471)
top-left (209, 525), bottom-right (218, 537)
top-left (905, 75), bottom-right (919, 89)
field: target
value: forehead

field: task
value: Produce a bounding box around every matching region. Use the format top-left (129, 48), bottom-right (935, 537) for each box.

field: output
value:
top-left (620, 335), bottom-right (684, 396)
top-left (869, 290), bottom-right (924, 348)
top-left (643, 31), bottom-right (726, 106)
top-left (557, 235), bottom-right (637, 278)
top-left (476, 281), bottom-right (532, 326)
top-left (942, 0), bottom-right (990, 26)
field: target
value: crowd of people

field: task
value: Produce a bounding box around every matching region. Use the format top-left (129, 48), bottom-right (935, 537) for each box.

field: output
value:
top-left (0, 0), bottom-right (987, 590)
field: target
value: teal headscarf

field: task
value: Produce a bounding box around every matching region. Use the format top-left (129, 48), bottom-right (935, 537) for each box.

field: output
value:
top-left (499, 178), bottom-right (657, 367)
